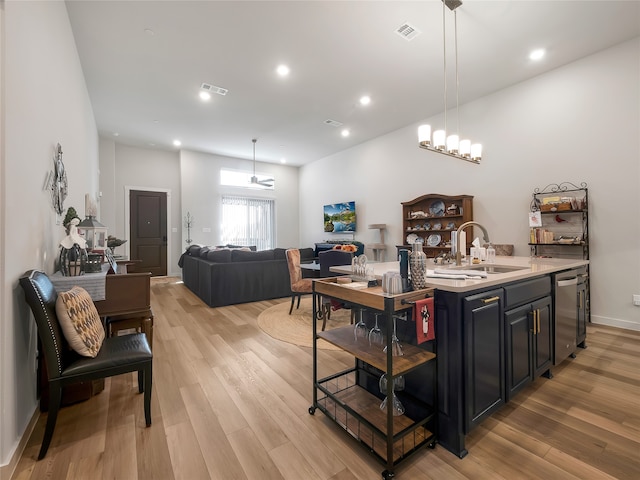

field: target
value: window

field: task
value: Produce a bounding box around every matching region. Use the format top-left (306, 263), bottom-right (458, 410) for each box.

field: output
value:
top-left (221, 196), bottom-right (275, 250)
top-left (220, 168), bottom-right (274, 190)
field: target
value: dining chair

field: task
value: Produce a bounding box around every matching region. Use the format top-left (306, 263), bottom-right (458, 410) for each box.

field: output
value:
top-left (318, 249), bottom-right (353, 277)
top-left (317, 249), bottom-right (357, 327)
top-left (285, 248), bottom-right (313, 315)
top-left (19, 270), bottom-right (153, 459)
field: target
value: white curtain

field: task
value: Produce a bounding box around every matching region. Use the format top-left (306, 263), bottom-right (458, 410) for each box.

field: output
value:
top-left (221, 195), bottom-right (275, 250)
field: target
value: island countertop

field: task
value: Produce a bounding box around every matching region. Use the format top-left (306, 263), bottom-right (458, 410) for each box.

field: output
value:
top-left (330, 255), bottom-right (589, 293)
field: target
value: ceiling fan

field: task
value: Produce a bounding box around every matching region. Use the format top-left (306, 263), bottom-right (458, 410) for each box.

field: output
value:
top-left (250, 138), bottom-right (274, 187)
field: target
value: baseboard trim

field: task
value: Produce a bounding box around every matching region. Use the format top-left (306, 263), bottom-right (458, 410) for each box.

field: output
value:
top-left (591, 315), bottom-right (640, 332)
top-left (0, 407), bottom-right (39, 480)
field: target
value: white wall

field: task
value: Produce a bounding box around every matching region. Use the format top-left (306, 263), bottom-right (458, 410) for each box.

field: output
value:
top-left (99, 140), bottom-right (182, 276)
top-left (179, 149), bottom-right (300, 250)
top-left (300, 38), bottom-right (640, 331)
top-left (99, 145), bottom-right (301, 276)
top-left (1, 0), bottom-right (99, 468)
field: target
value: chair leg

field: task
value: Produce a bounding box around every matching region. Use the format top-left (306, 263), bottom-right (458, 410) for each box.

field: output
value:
top-left (143, 363), bottom-right (152, 427)
top-left (39, 383), bottom-right (62, 460)
top-left (296, 294), bottom-right (302, 309)
top-left (138, 368), bottom-right (144, 394)
top-left (289, 295), bottom-right (295, 314)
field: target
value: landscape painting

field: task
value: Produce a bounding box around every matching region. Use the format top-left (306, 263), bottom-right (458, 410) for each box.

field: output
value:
top-left (324, 201), bottom-right (356, 232)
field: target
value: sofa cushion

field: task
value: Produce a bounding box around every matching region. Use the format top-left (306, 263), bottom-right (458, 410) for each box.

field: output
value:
top-left (55, 286), bottom-right (105, 357)
top-left (299, 247), bottom-right (315, 261)
top-left (231, 249), bottom-right (275, 262)
top-left (187, 245), bottom-right (202, 256)
top-left (206, 249), bottom-right (232, 263)
top-left (273, 248), bottom-right (287, 260)
top-left (199, 246), bottom-right (210, 258)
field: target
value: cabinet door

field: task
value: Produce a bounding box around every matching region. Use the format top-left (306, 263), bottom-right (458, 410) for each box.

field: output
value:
top-left (532, 296), bottom-right (553, 378)
top-left (505, 304), bottom-right (533, 401)
top-left (463, 289), bottom-right (505, 432)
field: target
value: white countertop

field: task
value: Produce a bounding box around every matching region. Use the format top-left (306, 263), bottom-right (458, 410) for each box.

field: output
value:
top-left (330, 256), bottom-right (589, 293)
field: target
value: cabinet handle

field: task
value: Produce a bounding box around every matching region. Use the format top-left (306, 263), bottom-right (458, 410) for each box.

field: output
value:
top-left (482, 296), bottom-right (500, 304)
top-left (531, 309), bottom-right (540, 335)
top-left (579, 291), bottom-right (583, 309)
top-left (530, 310), bottom-right (536, 334)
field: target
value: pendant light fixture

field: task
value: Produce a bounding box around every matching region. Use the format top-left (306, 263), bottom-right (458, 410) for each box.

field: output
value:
top-left (418, 0), bottom-right (482, 163)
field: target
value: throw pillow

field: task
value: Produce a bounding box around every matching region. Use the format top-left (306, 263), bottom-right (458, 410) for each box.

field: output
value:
top-left (299, 247), bottom-right (315, 261)
top-left (231, 249), bottom-right (274, 262)
top-left (55, 286), bottom-right (105, 357)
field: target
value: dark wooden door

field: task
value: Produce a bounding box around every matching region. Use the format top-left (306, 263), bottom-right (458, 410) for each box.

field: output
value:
top-left (130, 190), bottom-right (167, 276)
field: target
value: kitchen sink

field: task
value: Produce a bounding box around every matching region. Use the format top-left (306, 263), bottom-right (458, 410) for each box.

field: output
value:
top-left (468, 265), bottom-right (529, 274)
top-left (453, 265), bottom-right (530, 274)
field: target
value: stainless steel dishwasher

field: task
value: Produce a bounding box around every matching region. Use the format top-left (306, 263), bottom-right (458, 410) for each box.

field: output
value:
top-left (553, 267), bottom-right (587, 365)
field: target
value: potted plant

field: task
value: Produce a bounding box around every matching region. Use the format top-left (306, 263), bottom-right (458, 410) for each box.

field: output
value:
top-left (62, 207), bottom-right (80, 234)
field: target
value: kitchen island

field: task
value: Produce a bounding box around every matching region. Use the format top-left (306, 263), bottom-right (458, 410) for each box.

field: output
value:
top-left (330, 255), bottom-right (589, 458)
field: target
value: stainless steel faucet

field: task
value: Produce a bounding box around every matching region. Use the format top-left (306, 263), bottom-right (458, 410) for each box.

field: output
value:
top-left (456, 221), bottom-right (491, 266)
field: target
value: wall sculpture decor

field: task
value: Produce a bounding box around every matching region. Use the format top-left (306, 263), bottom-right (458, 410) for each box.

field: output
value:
top-left (51, 143), bottom-right (68, 216)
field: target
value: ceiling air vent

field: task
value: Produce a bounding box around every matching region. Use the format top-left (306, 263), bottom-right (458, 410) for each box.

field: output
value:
top-left (396, 23), bottom-right (421, 41)
top-left (324, 119), bottom-right (343, 127)
top-left (200, 82), bottom-right (228, 96)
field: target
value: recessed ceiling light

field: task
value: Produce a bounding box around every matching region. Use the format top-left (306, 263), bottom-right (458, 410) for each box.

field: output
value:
top-left (280, 158), bottom-right (287, 164)
top-left (276, 64), bottom-right (290, 77)
top-left (529, 48), bottom-right (545, 61)
top-left (199, 91), bottom-right (211, 101)
top-left (144, 28), bottom-right (155, 36)
top-left (341, 129), bottom-right (350, 138)
top-left (113, 132), bottom-right (119, 137)
top-left (359, 95), bottom-right (371, 106)
top-left (173, 139), bottom-right (182, 147)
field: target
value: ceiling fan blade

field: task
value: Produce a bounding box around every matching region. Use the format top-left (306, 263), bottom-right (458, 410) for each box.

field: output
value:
top-left (250, 176), bottom-right (274, 187)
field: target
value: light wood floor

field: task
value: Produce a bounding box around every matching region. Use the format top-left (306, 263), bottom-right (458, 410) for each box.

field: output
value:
top-left (11, 277), bottom-right (640, 480)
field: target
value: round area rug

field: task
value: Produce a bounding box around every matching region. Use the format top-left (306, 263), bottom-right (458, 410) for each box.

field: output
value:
top-left (257, 297), bottom-right (352, 350)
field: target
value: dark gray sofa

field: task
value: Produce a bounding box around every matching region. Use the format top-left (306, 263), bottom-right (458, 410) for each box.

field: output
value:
top-left (179, 245), bottom-right (315, 307)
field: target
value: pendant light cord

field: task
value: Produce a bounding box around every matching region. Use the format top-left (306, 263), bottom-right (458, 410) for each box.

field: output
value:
top-left (454, 9), bottom-right (460, 135)
top-left (442, 0), bottom-right (447, 134)
top-left (252, 138), bottom-right (257, 176)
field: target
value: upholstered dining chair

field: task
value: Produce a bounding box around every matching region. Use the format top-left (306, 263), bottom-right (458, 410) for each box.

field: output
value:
top-left (286, 249), bottom-right (334, 331)
top-left (318, 249), bottom-right (356, 326)
top-left (318, 249), bottom-right (353, 278)
top-left (285, 248), bottom-right (313, 315)
top-left (19, 270), bottom-right (153, 460)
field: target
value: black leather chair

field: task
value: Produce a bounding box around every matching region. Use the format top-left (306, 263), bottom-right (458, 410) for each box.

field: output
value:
top-left (19, 270), bottom-right (153, 459)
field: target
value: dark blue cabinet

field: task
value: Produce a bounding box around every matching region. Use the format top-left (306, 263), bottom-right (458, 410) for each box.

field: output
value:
top-left (463, 289), bottom-right (505, 432)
